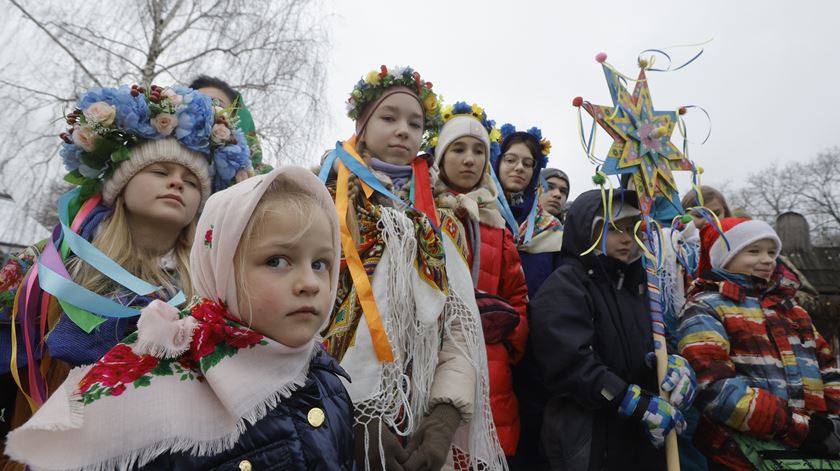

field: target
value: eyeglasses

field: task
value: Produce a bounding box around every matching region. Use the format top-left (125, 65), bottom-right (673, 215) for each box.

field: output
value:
top-left (501, 153), bottom-right (536, 169)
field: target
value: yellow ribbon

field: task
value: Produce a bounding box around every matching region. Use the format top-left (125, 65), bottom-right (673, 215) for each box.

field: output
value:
top-left (634, 220), bottom-right (657, 264)
top-left (335, 136), bottom-right (394, 364)
top-left (581, 170), bottom-right (617, 256)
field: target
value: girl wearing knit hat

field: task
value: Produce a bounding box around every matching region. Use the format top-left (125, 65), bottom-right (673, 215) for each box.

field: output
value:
top-left (0, 84), bottom-right (250, 443)
top-left (429, 102), bottom-right (529, 462)
top-left (6, 167), bottom-right (355, 470)
top-left (492, 124), bottom-right (563, 298)
top-left (318, 66), bottom-right (506, 471)
top-left (678, 218), bottom-right (840, 469)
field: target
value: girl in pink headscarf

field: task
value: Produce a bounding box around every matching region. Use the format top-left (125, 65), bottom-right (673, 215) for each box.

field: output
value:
top-left (6, 167), bottom-right (355, 470)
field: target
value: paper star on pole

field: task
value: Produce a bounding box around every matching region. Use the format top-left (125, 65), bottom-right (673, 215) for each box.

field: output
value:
top-left (582, 61), bottom-right (693, 203)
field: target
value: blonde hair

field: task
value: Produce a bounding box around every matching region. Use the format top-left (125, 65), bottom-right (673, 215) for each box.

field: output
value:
top-left (67, 195), bottom-right (194, 300)
top-left (233, 174), bottom-right (325, 325)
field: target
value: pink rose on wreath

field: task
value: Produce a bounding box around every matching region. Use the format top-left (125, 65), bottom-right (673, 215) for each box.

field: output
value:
top-left (0, 260), bottom-right (23, 292)
top-left (83, 101), bottom-right (116, 127)
top-left (79, 344), bottom-right (159, 394)
top-left (210, 124), bottom-right (231, 145)
top-left (72, 125), bottom-right (97, 152)
top-left (151, 113), bottom-right (178, 136)
top-left (161, 88), bottom-right (183, 106)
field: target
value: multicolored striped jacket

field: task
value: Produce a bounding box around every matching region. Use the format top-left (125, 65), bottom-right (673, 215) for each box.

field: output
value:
top-left (678, 268), bottom-right (840, 470)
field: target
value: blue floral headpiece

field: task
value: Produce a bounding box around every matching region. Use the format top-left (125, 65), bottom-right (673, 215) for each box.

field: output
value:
top-left (499, 124), bottom-right (552, 162)
top-left (60, 84), bottom-right (251, 199)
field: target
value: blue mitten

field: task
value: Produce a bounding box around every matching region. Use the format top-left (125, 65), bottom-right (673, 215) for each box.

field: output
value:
top-left (618, 384), bottom-right (687, 448)
top-left (644, 352), bottom-right (698, 410)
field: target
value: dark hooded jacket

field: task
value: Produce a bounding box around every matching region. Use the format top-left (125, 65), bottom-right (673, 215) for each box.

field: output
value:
top-left (529, 189), bottom-right (664, 471)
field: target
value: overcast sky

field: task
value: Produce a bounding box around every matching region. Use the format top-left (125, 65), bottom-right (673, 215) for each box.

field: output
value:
top-left (318, 0), bottom-right (840, 200)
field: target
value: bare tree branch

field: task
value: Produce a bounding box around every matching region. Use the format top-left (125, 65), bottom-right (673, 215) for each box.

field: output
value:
top-left (8, 0), bottom-right (103, 87)
top-left (0, 0), bottom-right (329, 241)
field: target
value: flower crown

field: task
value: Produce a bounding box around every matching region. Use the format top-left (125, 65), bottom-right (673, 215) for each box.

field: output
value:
top-left (499, 123), bottom-right (552, 158)
top-left (346, 65), bottom-right (440, 128)
top-left (423, 101), bottom-right (502, 159)
top-left (60, 85), bottom-right (250, 198)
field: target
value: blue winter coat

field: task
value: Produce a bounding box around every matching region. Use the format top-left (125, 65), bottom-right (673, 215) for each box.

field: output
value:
top-left (138, 349), bottom-right (356, 470)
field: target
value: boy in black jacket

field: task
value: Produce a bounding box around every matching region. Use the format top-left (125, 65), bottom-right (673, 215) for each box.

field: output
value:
top-left (530, 190), bottom-right (696, 471)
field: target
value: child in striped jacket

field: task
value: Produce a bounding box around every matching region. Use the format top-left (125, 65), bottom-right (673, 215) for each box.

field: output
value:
top-left (678, 217), bottom-right (840, 470)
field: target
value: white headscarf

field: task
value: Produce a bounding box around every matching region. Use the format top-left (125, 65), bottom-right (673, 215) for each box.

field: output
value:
top-left (6, 167), bottom-right (342, 471)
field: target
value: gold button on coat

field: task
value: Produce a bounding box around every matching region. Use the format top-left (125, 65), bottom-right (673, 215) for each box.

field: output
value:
top-left (238, 460), bottom-right (252, 471)
top-left (307, 407), bottom-right (325, 427)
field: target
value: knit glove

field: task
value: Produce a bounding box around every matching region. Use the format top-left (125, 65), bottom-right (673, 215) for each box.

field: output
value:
top-left (645, 352), bottom-right (698, 410)
top-left (354, 421), bottom-right (409, 471)
top-left (403, 403), bottom-right (462, 471)
top-left (801, 413), bottom-right (840, 456)
top-left (618, 383), bottom-right (687, 449)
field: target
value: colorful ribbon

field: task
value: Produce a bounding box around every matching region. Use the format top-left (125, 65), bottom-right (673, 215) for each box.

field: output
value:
top-left (325, 137), bottom-right (396, 363)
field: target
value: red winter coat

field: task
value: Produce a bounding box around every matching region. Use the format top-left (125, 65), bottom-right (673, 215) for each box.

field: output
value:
top-left (469, 222), bottom-right (529, 455)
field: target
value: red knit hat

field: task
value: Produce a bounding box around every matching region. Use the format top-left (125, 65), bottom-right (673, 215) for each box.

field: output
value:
top-left (697, 217), bottom-right (782, 276)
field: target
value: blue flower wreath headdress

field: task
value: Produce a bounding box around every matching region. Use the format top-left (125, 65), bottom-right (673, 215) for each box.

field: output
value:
top-left (60, 84), bottom-right (251, 200)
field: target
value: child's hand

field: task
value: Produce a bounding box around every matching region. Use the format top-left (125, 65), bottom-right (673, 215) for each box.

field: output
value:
top-left (644, 352), bottom-right (698, 410)
top-left (618, 383), bottom-right (687, 449)
top-left (403, 403), bottom-right (462, 471)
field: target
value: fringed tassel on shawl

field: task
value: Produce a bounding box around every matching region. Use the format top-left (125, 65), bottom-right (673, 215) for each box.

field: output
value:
top-left (443, 286), bottom-right (509, 471)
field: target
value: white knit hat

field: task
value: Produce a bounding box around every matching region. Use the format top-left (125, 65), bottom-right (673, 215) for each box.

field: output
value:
top-left (102, 138), bottom-right (211, 209)
top-left (708, 219), bottom-right (782, 270)
top-left (435, 115), bottom-right (491, 168)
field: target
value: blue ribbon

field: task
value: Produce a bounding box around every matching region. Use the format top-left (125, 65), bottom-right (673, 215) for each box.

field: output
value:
top-left (39, 264), bottom-right (185, 318)
top-left (320, 141), bottom-right (444, 232)
top-left (490, 166), bottom-right (521, 244)
top-left (57, 190), bottom-right (160, 295)
top-left (37, 189), bottom-right (187, 319)
top-left (320, 142), bottom-right (407, 209)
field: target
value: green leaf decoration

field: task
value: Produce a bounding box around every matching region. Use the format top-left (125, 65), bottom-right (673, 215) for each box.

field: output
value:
top-left (79, 179), bottom-right (99, 200)
top-left (111, 146), bottom-right (131, 163)
top-left (79, 151), bottom-right (105, 169)
top-left (63, 169), bottom-right (86, 185)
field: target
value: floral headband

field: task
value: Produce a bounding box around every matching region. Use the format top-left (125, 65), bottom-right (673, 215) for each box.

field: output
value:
top-left (346, 65), bottom-right (441, 128)
top-left (499, 123), bottom-right (552, 159)
top-left (423, 101), bottom-right (502, 159)
top-left (60, 85), bottom-right (250, 199)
